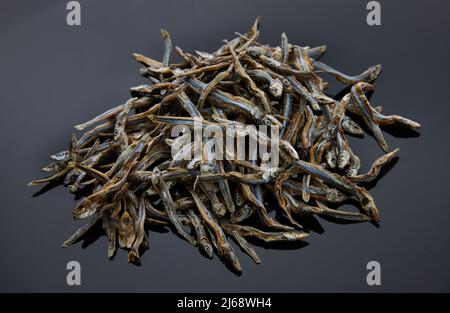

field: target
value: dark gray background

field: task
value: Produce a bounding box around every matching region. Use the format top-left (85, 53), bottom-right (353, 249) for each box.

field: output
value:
top-left (0, 0), bottom-right (449, 292)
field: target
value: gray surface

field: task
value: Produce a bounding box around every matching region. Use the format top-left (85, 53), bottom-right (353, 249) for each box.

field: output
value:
top-left (0, 0), bottom-right (449, 292)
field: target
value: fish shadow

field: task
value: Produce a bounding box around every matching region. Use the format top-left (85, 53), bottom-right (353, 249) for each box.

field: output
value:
top-left (333, 86), bottom-right (374, 100)
top-left (344, 109), bottom-right (421, 140)
top-left (31, 180), bottom-right (94, 201)
top-left (73, 186), bottom-right (95, 201)
top-left (247, 237), bottom-right (310, 251)
top-left (31, 181), bottom-right (62, 197)
top-left (296, 215), bottom-right (325, 234)
top-left (81, 221), bottom-right (104, 249)
top-left (380, 125), bottom-right (421, 139)
top-left (275, 211), bottom-right (325, 235)
top-left (147, 224), bottom-right (170, 234)
top-left (324, 199), bottom-right (380, 227)
top-left (332, 86), bottom-right (352, 100)
top-left (361, 156), bottom-right (399, 190)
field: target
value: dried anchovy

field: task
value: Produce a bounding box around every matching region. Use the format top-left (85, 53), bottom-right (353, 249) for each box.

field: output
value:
top-left (29, 18), bottom-right (420, 272)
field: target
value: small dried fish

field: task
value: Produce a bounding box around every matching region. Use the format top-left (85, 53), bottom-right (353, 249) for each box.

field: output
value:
top-left (30, 18), bottom-right (420, 273)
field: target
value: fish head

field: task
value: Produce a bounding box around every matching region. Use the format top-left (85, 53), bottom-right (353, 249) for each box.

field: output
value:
top-left (73, 200), bottom-right (97, 220)
top-left (283, 231), bottom-right (308, 241)
top-left (200, 239), bottom-right (214, 259)
top-left (230, 204), bottom-right (251, 223)
top-left (224, 251), bottom-right (241, 273)
top-left (326, 189), bottom-right (347, 203)
top-left (338, 150), bottom-right (351, 169)
top-left (269, 80), bottom-right (283, 98)
top-left (212, 203), bottom-right (226, 217)
top-left (50, 151), bottom-right (70, 162)
top-left (326, 150), bottom-right (337, 169)
top-left (246, 46), bottom-right (267, 58)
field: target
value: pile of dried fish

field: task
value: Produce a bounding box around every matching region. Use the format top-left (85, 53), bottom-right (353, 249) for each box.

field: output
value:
top-left (29, 18), bottom-right (420, 272)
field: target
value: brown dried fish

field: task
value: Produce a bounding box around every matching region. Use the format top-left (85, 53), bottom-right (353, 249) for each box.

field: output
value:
top-left (30, 18), bottom-right (420, 273)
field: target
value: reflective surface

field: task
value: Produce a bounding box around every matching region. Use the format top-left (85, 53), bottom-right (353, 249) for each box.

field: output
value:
top-left (0, 0), bottom-right (449, 292)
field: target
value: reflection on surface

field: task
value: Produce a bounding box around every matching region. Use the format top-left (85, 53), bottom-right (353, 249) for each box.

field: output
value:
top-left (29, 85), bottom-right (417, 275)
